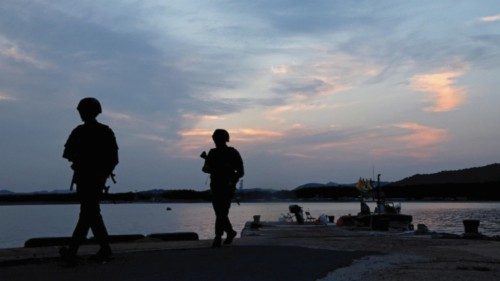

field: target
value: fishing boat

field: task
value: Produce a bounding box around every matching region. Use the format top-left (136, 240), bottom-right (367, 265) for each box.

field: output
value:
top-left (337, 174), bottom-right (413, 231)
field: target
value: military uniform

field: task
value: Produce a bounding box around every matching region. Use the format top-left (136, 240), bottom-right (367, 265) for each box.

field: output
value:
top-left (63, 120), bottom-right (118, 257)
top-left (203, 146), bottom-right (244, 240)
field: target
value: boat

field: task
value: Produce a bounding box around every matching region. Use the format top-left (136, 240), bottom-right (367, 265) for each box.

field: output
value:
top-left (337, 174), bottom-right (413, 231)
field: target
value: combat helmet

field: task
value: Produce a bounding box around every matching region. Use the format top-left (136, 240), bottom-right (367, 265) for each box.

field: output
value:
top-left (77, 97), bottom-right (102, 116)
top-left (212, 129), bottom-right (230, 143)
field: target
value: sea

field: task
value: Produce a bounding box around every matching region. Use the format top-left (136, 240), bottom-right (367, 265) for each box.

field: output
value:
top-left (1, 202), bottom-right (499, 249)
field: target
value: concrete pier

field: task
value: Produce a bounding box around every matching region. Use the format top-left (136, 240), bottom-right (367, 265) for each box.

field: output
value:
top-left (1, 222), bottom-right (500, 281)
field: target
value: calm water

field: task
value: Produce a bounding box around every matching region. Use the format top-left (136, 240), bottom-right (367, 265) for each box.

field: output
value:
top-left (1, 202), bottom-right (499, 248)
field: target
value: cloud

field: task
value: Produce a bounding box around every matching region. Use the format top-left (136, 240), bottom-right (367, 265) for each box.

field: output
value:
top-left (176, 127), bottom-right (284, 156)
top-left (394, 123), bottom-right (448, 147)
top-left (179, 128), bottom-right (283, 140)
top-left (410, 70), bottom-right (466, 112)
top-left (370, 123), bottom-right (448, 159)
top-left (235, 128), bottom-right (283, 139)
top-left (179, 129), bottom-right (213, 138)
top-left (263, 52), bottom-right (381, 125)
top-left (480, 14), bottom-right (500, 22)
top-left (271, 65), bottom-right (290, 75)
top-left (182, 113), bottom-right (226, 122)
top-left (0, 91), bottom-right (15, 101)
top-left (239, 123), bottom-right (449, 160)
top-left (267, 94), bottom-right (329, 117)
top-left (271, 53), bottom-right (380, 97)
top-left (0, 37), bottom-right (50, 69)
top-left (104, 111), bottom-right (133, 122)
top-left (135, 134), bottom-right (168, 144)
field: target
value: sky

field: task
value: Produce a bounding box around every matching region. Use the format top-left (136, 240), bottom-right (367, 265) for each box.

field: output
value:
top-left (0, 1), bottom-right (499, 192)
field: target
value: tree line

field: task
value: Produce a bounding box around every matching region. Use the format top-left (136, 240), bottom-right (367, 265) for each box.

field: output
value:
top-left (1, 182), bottom-right (499, 204)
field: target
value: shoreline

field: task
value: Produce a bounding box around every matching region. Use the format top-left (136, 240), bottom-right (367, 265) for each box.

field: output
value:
top-left (2, 199), bottom-right (500, 206)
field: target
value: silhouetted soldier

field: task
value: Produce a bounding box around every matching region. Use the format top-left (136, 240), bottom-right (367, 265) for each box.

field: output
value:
top-left (59, 97), bottom-right (118, 264)
top-left (202, 129), bottom-right (244, 248)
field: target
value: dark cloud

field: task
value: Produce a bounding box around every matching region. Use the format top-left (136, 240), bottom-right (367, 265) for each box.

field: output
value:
top-left (272, 79), bottom-right (327, 96)
top-left (222, 0), bottom-right (389, 35)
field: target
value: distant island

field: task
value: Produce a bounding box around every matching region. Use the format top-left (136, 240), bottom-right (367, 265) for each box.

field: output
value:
top-left (1, 163), bottom-right (499, 204)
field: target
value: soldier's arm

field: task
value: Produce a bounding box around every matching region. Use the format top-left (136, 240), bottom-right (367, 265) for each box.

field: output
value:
top-left (106, 128), bottom-right (119, 174)
top-left (202, 150), bottom-right (213, 174)
top-left (110, 129), bottom-right (119, 168)
top-left (234, 149), bottom-right (244, 179)
top-left (62, 128), bottom-right (78, 163)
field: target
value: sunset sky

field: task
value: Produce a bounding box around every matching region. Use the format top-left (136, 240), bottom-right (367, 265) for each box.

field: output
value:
top-left (1, 1), bottom-right (499, 192)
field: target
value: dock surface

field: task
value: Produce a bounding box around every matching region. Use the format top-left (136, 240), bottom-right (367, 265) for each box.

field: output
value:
top-left (1, 222), bottom-right (500, 281)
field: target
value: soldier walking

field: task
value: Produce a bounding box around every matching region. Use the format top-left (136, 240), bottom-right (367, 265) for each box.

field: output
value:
top-left (59, 97), bottom-right (119, 264)
top-left (202, 129), bottom-right (244, 247)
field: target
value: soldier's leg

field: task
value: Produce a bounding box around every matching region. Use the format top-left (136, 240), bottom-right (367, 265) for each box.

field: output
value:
top-left (78, 178), bottom-right (112, 257)
top-left (88, 202), bottom-right (111, 249)
top-left (220, 191), bottom-right (237, 244)
top-left (67, 200), bottom-right (92, 255)
top-left (221, 198), bottom-right (233, 234)
top-left (211, 196), bottom-right (225, 247)
top-left (222, 198), bottom-right (237, 244)
top-left (212, 197), bottom-right (225, 238)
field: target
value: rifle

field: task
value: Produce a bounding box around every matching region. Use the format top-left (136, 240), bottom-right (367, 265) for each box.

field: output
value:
top-left (68, 171), bottom-right (117, 195)
top-left (103, 172), bottom-right (117, 203)
top-left (200, 151), bottom-right (241, 206)
top-left (69, 172), bottom-right (76, 191)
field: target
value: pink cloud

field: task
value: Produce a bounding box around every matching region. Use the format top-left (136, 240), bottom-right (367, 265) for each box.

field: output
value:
top-left (270, 65), bottom-right (290, 75)
top-left (411, 70), bottom-right (466, 112)
top-left (394, 123), bottom-right (448, 147)
top-left (182, 114), bottom-right (226, 121)
top-left (371, 123), bottom-right (448, 159)
top-left (176, 128), bottom-right (284, 156)
top-left (0, 91), bottom-right (15, 101)
top-left (480, 14), bottom-right (500, 22)
top-left (177, 122), bottom-right (448, 161)
top-left (179, 128), bottom-right (283, 139)
top-left (236, 128), bottom-right (283, 138)
top-left (0, 38), bottom-right (50, 69)
top-left (277, 123), bottom-right (448, 160)
top-left (179, 129), bottom-right (213, 137)
top-left (268, 100), bottom-right (328, 116)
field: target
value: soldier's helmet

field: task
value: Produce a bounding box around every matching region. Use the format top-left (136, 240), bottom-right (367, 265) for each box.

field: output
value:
top-left (212, 129), bottom-right (230, 143)
top-left (77, 97), bottom-right (102, 116)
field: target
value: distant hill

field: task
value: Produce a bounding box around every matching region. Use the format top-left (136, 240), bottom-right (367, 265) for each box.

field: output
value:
top-left (296, 183), bottom-right (332, 189)
top-left (295, 182), bottom-right (342, 190)
top-left (392, 163), bottom-right (500, 186)
top-left (31, 189), bottom-right (72, 194)
top-left (295, 181), bottom-right (390, 190)
top-left (0, 189), bottom-right (71, 195)
top-left (136, 189), bottom-right (170, 195)
top-left (239, 188), bottom-right (279, 193)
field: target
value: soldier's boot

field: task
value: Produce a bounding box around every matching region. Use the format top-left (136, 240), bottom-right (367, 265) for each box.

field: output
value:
top-left (224, 230), bottom-right (237, 245)
top-left (211, 236), bottom-right (222, 248)
top-left (89, 245), bottom-right (113, 263)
